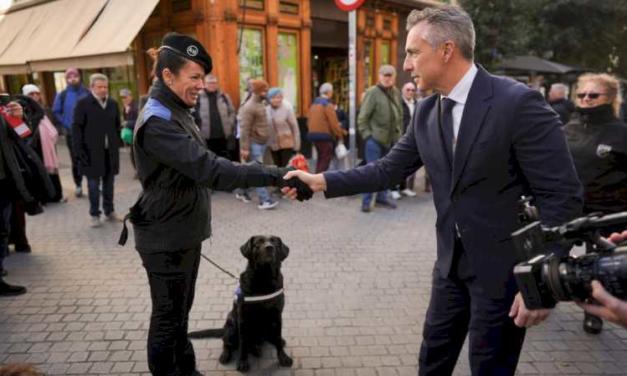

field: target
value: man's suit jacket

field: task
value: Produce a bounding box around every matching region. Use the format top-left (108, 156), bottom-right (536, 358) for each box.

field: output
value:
top-left (324, 66), bottom-right (582, 297)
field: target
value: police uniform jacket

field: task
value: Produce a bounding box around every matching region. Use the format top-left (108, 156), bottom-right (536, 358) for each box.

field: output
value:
top-left (129, 80), bottom-right (285, 252)
top-left (564, 104), bottom-right (627, 213)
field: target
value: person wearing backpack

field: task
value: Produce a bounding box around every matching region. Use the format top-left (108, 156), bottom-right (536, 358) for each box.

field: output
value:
top-left (357, 65), bottom-right (403, 212)
top-left (52, 68), bottom-right (89, 198)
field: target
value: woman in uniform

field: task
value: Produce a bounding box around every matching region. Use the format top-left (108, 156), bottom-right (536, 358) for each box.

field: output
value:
top-left (124, 33), bottom-right (301, 376)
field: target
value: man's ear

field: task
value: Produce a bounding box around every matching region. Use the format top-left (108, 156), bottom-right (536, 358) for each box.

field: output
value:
top-left (275, 237), bottom-right (289, 261)
top-left (240, 237), bottom-right (255, 259)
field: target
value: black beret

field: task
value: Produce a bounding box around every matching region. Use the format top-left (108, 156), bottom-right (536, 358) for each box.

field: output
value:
top-left (160, 32), bottom-right (212, 74)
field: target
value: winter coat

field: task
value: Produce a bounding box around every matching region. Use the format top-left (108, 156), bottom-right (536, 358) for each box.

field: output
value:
top-left (238, 94), bottom-right (269, 150)
top-left (52, 84), bottom-right (89, 132)
top-left (194, 90), bottom-right (236, 139)
top-left (564, 104), bottom-right (627, 213)
top-left (358, 85), bottom-right (402, 148)
top-left (126, 80), bottom-right (288, 252)
top-left (267, 103), bottom-right (300, 151)
top-left (72, 94), bottom-right (121, 179)
top-left (0, 116), bottom-right (54, 213)
top-left (306, 97), bottom-right (344, 142)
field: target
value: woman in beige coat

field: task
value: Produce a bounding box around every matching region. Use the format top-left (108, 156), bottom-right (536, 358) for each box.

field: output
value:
top-left (266, 87), bottom-right (301, 167)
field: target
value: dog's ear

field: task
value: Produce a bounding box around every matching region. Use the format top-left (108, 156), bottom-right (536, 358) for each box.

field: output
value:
top-left (240, 237), bottom-right (255, 259)
top-left (275, 237), bottom-right (289, 261)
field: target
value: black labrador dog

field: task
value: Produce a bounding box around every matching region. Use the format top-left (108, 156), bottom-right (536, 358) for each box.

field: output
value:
top-left (189, 235), bottom-right (293, 372)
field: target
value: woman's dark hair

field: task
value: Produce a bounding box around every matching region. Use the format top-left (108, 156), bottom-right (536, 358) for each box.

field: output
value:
top-left (148, 47), bottom-right (188, 81)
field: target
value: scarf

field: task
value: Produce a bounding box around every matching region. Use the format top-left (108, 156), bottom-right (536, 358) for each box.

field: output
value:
top-left (39, 115), bottom-right (59, 173)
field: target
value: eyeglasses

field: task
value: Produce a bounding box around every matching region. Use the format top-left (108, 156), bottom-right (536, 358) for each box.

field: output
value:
top-left (405, 89), bottom-right (416, 92)
top-left (576, 92), bottom-right (606, 100)
top-left (382, 73), bottom-right (394, 77)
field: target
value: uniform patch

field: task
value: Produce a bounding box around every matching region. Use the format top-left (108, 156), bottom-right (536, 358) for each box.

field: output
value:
top-left (186, 45), bottom-right (199, 57)
top-left (596, 144), bottom-right (612, 158)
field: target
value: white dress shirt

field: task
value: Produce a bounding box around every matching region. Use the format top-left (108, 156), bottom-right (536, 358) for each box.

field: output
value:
top-left (440, 64), bottom-right (478, 144)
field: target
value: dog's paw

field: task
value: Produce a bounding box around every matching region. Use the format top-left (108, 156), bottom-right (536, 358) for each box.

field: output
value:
top-left (236, 359), bottom-right (250, 372)
top-left (277, 351), bottom-right (293, 367)
top-left (218, 350), bottom-right (232, 364)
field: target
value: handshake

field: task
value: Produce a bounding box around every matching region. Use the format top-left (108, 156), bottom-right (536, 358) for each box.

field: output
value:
top-left (280, 170), bottom-right (326, 201)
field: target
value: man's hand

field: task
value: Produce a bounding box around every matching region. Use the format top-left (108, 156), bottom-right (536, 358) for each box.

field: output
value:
top-left (281, 170), bottom-right (326, 200)
top-left (509, 292), bottom-right (551, 328)
top-left (578, 280), bottom-right (627, 328)
top-left (6, 101), bottom-right (23, 120)
top-left (240, 149), bottom-right (250, 161)
top-left (608, 230), bottom-right (627, 245)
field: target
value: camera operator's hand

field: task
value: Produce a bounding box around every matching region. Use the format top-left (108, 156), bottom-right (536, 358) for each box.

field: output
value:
top-left (578, 280), bottom-right (627, 329)
top-left (509, 292), bottom-right (552, 328)
top-left (608, 230), bottom-right (627, 245)
top-left (6, 101), bottom-right (23, 120)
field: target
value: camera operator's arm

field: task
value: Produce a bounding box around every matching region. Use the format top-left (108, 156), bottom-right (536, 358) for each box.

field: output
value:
top-left (578, 281), bottom-right (627, 329)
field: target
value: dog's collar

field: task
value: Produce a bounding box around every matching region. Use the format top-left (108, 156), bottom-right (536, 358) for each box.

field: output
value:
top-left (235, 286), bottom-right (284, 303)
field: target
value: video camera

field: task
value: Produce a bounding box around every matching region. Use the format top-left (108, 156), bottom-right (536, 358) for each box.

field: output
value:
top-left (511, 199), bottom-right (627, 309)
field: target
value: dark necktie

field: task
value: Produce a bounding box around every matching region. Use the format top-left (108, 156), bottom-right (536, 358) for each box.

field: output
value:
top-left (441, 97), bottom-right (456, 163)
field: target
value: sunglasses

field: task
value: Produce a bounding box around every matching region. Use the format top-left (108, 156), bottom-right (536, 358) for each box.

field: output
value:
top-left (576, 92), bottom-right (606, 100)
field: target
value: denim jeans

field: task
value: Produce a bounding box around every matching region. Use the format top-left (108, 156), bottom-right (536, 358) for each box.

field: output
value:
top-left (87, 153), bottom-right (115, 217)
top-left (250, 142), bottom-right (271, 203)
top-left (362, 137), bottom-right (389, 206)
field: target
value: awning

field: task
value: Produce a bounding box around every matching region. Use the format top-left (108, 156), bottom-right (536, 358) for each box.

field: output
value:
top-left (0, 0), bottom-right (159, 74)
top-left (498, 55), bottom-right (584, 75)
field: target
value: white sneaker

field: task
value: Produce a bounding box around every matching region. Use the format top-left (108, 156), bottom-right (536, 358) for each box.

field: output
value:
top-left (105, 212), bottom-right (122, 222)
top-left (257, 201), bottom-right (278, 210)
top-left (390, 190), bottom-right (402, 200)
top-left (401, 188), bottom-right (417, 197)
top-left (75, 186), bottom-right (83, 198)
top-left (235, 192), bottom-right (252, 203)
top-left (90, 216), bottom-right (102, 228)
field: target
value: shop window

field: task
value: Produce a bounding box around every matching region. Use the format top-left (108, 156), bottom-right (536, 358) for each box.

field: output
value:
top-left (279, 0), bottom-right (299, 14)
top-left (366, 14), bottom-right (375, 28)
top-left (278, 31), bottom-right (300, 112)
top-left (363, 39), bottom-right (374, 89)
top-left (240, 0), bottom-right (264, 11)
top-left (383, 18), bottom-right (392, 31)
top-left (380, 41), bottom-right (390, 66)
top-left (171, 0), bottom-right (191, 12)
top-left (238, 28), bottom-right (265, 103)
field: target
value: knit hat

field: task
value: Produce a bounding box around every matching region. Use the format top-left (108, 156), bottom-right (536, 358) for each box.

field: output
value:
top-left (267, 87), bottom-right (282, 100)
top-left (22, 84), bottom-right (40, 96)
top-left (119, 88), bottom-right (132, 97)
top-left (319, 82), bottom-right (333, 96)
top-left (65, 68), bottom-right (79, 78)
top-left (250, 79), bottom-right (269, 96)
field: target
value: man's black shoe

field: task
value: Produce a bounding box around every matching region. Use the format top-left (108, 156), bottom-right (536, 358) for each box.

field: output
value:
top-left (0, 280), bottom-right (27, 296)
top-left (361, 203), bottom-right (371, 213)
top-left (15, 244), bottom-right (31, 253)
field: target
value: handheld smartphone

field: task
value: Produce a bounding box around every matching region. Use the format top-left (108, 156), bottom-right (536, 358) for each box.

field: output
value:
top-left (0, 93), bottom-right (11, 106)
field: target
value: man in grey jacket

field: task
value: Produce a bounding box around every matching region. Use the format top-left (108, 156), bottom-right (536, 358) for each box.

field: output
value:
top-left (195, 74), bottom-right (236, 160)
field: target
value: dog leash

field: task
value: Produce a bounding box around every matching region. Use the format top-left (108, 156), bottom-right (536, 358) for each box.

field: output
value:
top-left (200, 253), bottom-right (239, 280)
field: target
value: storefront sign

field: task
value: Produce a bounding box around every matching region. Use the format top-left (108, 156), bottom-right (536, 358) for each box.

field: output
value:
top-left (334, 0), bottom-right (365, 12)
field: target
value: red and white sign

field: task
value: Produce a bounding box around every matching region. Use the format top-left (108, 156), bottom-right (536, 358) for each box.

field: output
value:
top-left (334, 0), bottom-right (365, 12)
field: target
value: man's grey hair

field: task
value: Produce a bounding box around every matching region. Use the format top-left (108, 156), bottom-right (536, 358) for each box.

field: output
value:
top-left (89, 73), bottom-right (108, 87)
top-left (406, 5), bottom-right (475, 61)
top-left (550, 83), bottom-right (568, 96)
top-left (319, 82), bottom-right (333, 96)
top-left (205, 73), bottom-right (218, 82)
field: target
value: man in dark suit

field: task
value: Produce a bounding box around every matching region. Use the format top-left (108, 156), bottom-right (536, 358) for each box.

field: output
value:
top-left (283, 5), bottom-right (582, 375)
top-left (72, 73), bottom-right (121, 228)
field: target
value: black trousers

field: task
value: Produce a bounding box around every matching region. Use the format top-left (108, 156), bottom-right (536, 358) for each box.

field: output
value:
top-left (65, 133), bottom-right (83, 188)
top-left (139, 246), bottom-right (201, 376)
top-left (9, 200), bottom-right (28, 248)
top-left (0, 185), bottom-right (11, 271)
top-left (419, 238), bottom-right (525, 376)
top-left (271, 148), bottom-right (294, 167)
top-left (205, 137), bottom-right (229, 159)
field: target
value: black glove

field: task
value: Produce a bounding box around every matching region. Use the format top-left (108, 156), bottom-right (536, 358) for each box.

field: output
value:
top-left (269, 166), bottom-right (314, 202)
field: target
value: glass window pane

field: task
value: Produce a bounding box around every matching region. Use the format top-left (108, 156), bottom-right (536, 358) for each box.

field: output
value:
top-left (279, 1), bottom-right (299, 14)
top-left (380, 41), bottom-right (390, 66)
top-left (238, 28), bottom-right (265, 103)
top-left (278, 32), bottom-right (299, 113)
top-left (240, 0), bottom-right (264, 10)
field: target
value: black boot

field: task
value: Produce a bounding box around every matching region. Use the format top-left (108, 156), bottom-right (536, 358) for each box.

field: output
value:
top-left (583, 312), bottom-right (603, 334)
top-left (14, 244), bottom-right (31, 253)
top-left (0, 279), bottom-right (27, 296)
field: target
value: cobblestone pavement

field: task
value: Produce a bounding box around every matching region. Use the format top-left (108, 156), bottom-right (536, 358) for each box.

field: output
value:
top-left (1, 144), bottom-right (626, 376)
